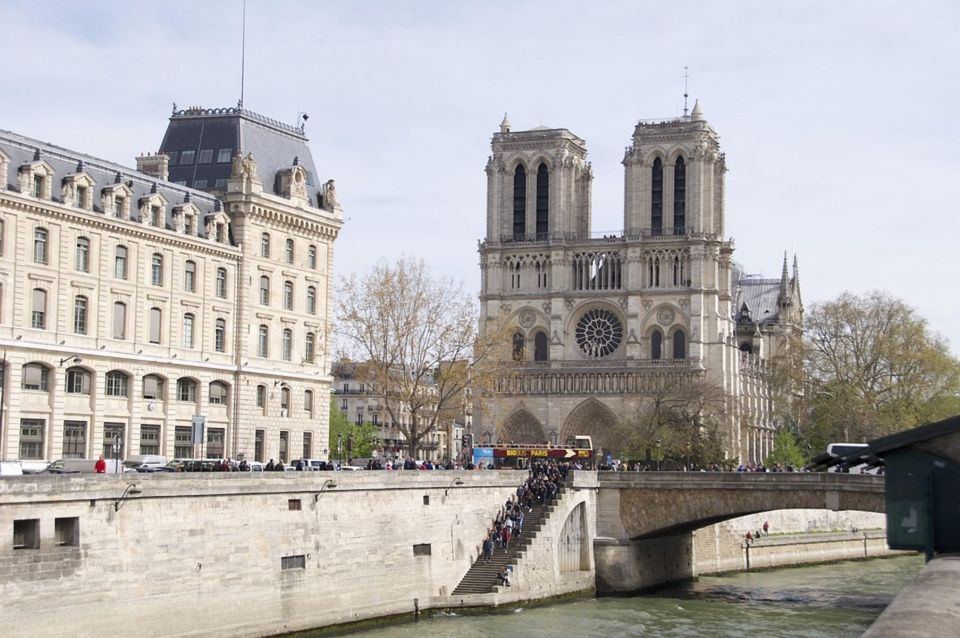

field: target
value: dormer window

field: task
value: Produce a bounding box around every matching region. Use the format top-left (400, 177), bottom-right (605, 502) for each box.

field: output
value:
top-left (19, 160), bottom-right (54, 199)
top-left (33, 175), bottom-right (44, 198)
top-left (114, 196), bottom-right (125, 218)
top-left (104, 183), bottom-right (134, 220)
top-left (216, 223), bottom-right (225, 243)
top-left (76, 186), bottom-right (88, 208)
top-left (185, 214), bottom-right (195, 235)
top-left (151, 206), bottom-right (161, 227)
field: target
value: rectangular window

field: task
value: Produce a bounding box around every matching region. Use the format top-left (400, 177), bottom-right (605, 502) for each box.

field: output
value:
top-left (193, 179), bottom-right (208, 189)
top-left (149, 308), bottom-right (162, 344)
top-left (19, 419), bottom-right (44, 459)
top-left (180, 150), bottom-right (195, 165)
top-left (73, 297), bottom-right (87, 334)
top-left (76, 186), bottom-right (87, 208)
top-left (304, 390), bottom-right (314, 417)
top-left (63, 421), bottom-right (86, 459)
top-left (217, 149), bottom-right (233, 163)
top-left (151, 205), bottom-right (162, 227)
top-left (31, 288), bottom-right (46, 329)
top-left (103, 423), bottom-right (125, 461)
top-left (140, 425), bottom-right (161, 455)
top-left (34, 175), bottom-right (44, 198)
top-left (214, 178), bottom-right (228, 190)
top-left (255, 429), bottom-right (264, 463)
top-left (279, 431), bottom-right (289, 463)
top-left (175, 426), bottom-right (193, 459)
top-left (143, 376), bottom-right (161, 400)
top-left (13, 519), bottom-right (40, 550)
top-left (206, 428), bottom-right (225, 459)
top-left (198, 149), bottom-right (214, 164)
top-left (167, 151), bottom-right (179, 164)
top-left (55, 517), bottom-right (79, 547)
top-left (412, 544), bottom-right (432, 556)
top-left (303, 432), bottom-right (312, 459)
top-left (281, 555), bottom-right (305, 570)
top-left (113, 302), bottom-right (126, 339)
top-left (288, 499), bottom-right (302, 511)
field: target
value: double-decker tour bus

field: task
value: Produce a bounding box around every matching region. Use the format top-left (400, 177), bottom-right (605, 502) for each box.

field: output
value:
top-left (470, 435), bottom-right (594, 469)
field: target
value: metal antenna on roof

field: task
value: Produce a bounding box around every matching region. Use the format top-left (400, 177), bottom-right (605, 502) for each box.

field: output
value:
top-left (239, 0), bottom-right (247, 109)
top-left (682, 66), bottom-right (689, 117)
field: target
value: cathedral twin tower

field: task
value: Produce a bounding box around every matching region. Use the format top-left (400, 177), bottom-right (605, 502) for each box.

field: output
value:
top-left (479, 103), bottom-right (798, 465)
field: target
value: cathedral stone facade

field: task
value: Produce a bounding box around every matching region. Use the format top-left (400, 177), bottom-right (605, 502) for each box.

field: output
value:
top-left (478, 104), bottom-right (801, 464)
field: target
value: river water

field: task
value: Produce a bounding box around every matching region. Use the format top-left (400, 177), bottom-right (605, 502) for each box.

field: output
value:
top-left (332, 555), bottom-right (924, 638)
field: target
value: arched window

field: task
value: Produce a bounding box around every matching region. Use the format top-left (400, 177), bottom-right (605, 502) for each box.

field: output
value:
top-left (258, 325), bottom-right (269, 357)
top-left (259, 275), bottom-right (270, 305)
top-left (285, 238), bottom-right (294, 264)
top-left (534, 331), bottom-right (549, 361)
top-left (283, 281), bottom-right (294, 310)
top-left (151, 253), bottom-right (163, 286)
top-left (215, 318), bottom-right (226, 352)
top-left (512, 332), bottom-right (525, 361)
top-left (184, 260), bottom-right (196, 292)
top-left (308, 245), bottom-right (317, 269)
top-left (65, 367), bottom-right (91, 394)
top-left (739, 342), bottom-right (753, 354)
top-left (536, 163), bottom-right (549, 240)
top-left (31, 288), bottom-right (46, 329)
top-left (75, 237), bottom-right (90, 272)
top-left (513, 165), bottom-right (526, 240)
top-left (651, 330), bottom-right (663, 360)
top-left (651, 158), bottom-right (663, 236)
top-left (673, 330), bottom-right (686, 360)
top-left (280, 387), bottom-right (291, 416)
top-left (282, 328), bottom-right (293, 361)
top-left (33, 228), bottom-right (48, 264)
top-left (306, 286), bottom-right (316, 314)
top-left (260, 232), bottom-right (270, 258)
top-left (182, 313), bottom-right (195, 348)
top-left (113, 301), bottom-right (127, 339)
top-left (142, 374), bottom-right (164, 400)
top-left (176, 378), bottom-right (197, 402)
top-left (209, 381), bottom-right (229, 405)
top-left (149, 307), bottom-right (162, 344)
top-left (215, 267), bottom-right (227, 298)
top-left (304, 389), bottom-right (314, 417)
top-left (73, 296), bottom-right (88, 334)
top-left (105, 370), bottom-right (129, 397)
top-left (674, 156), bottom-right (686, 234)
top-left (115, 245), bottom-right (128, 279)
top-left (22, 363), bottom-right (49, 391)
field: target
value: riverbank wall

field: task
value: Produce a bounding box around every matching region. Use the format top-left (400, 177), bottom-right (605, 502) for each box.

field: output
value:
top-left (864, 553), bottom-right (960, 638)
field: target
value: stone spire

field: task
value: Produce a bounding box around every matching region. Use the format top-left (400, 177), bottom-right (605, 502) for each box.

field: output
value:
top-left (690, 100), bottom-right (704, 122)
top-left (500, 112), bottom-right (511, 134)
top-left (778, 251), bottom-right (789, 307)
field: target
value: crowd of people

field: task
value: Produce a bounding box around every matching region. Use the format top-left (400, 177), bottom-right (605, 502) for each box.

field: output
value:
top-left (479, 460), bottom-right (571, 581)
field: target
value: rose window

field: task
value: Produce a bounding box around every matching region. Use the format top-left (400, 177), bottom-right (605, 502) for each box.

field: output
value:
top-left (575, 308), bottom-right (623, 359)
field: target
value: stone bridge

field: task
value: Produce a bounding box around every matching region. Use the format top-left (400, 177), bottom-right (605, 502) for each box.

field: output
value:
top-left (593, 472), bottom-right (885, 593)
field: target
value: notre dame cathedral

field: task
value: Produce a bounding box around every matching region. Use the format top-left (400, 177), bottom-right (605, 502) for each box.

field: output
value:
top-left (478, 103), bottom-right (802, 464)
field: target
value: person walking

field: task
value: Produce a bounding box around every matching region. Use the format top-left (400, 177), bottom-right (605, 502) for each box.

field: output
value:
top-left (482, 535), bottom-right (494, 562)
top-left (94, 455), bottom-right (106, 474)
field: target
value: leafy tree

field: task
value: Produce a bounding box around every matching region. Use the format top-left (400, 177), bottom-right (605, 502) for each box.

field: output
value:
top-left (336, 256), bottom-right (504, 459)
top-left (328, 398), bottom-right (379, 461)
top-left (766, 429), bottom-right (806, 469)
top-left (802, 291), bottom-right (960, 446)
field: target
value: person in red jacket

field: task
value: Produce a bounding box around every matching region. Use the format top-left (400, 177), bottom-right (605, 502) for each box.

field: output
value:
top-left (94, 455), bottom-right (107, 474)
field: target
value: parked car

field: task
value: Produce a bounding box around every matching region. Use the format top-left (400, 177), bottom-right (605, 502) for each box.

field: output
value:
top-left (123, 455), bottom-right (168, 472)
top-left (43, 459), bottom-right (135, 474)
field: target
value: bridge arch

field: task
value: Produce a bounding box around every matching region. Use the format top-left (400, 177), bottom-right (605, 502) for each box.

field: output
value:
top-left (558, 502), bottom-right (591, 572)
top-left (561, 398), bottom-right (620, 454)
top-left (500, 409), bottom-right (547, 443)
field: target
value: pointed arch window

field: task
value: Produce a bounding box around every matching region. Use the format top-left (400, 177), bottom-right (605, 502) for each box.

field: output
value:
top-left (534, 331), bottom-right (549, 362)
top-left (651, 330), bottom-right (663, 360)
top-left (651, 158), bottom-right (663, 236)
top-left (536, 163), bottom-right (549, 240)
top-left (673, 156), bottom-right (686, 234)
top-left (512, 332), bottom-right (525, 361)
top-left (673, 330), bottom-right (686, 360)
top-left (512, 165), bottom-right (526, 240)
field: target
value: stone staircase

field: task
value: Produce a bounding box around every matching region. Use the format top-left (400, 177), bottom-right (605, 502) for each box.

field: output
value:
top-left (452, 483), bottom-right (566, 595)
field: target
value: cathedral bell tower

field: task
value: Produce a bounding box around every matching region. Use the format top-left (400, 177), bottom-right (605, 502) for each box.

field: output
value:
top-left (622, 101), bottom-right (726, 237)
top-left (484, 114), bottom-right (593, 244)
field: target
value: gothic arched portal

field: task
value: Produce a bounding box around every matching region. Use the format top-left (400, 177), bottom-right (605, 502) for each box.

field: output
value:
top-left (500, 409), bottom-right (547, 444)
top-left (560, 398), bottom-right (620, 456)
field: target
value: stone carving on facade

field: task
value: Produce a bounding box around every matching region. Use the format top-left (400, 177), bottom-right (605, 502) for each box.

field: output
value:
top-left (564, 298), bottom-right (574, 309)
top-left (501, 304), bottom-right (512, 315)
top-left (622, 145), bottom-right (643, 166)
top-left (619, 296), bottom-right (629, 310)
top-left (518, 308), bottom-right (536, 329)
top-left (321, 179), bottom-right (338, 212)
top-left (678, 299), bottom-right (689, 310)
top-left (656, 307), bottom-right (676, 326)
top-left (551, 330), bottom-right (563, 345)
top-left (541, 302), bottom-right (551, 314)
top-left (641, 299), bottom-right (653, 310)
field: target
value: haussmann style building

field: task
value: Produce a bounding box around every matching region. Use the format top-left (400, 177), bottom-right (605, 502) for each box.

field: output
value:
top-left (0, 104), bottom-right (342, 465)
top-left (478, 103), bottom-right (802, 464)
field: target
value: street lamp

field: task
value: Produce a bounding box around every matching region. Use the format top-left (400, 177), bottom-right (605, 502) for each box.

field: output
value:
top-left (445, 478), bottom-right (464, 496)
top-left (314, 478), bottom-right (337, 502)
top-left (655, 439), bottom-right (662, 471)
top-left (336, 433), bottom-right (343, 470)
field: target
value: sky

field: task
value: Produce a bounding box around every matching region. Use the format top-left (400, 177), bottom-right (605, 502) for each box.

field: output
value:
top-left (3, 0), bottom-right (959, 353)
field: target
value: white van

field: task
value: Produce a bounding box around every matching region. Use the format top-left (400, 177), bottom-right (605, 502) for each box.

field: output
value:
top-left (0, 461), bottom-right (24, 477)
top-left (123, 455), bottom-right (167, 472)
top-left (44, 459), bottom-right (133, 474)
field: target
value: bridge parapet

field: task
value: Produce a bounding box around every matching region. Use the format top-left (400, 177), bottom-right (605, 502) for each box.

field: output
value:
top-left (596, 472), bottom-right (884, 541)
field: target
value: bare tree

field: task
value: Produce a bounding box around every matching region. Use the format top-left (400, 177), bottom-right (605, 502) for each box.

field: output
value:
top-left (336, 256), bottom-right (504, 459)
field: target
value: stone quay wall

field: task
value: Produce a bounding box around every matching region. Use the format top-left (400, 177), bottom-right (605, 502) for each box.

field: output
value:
top-left (0, 472), bottom-right (527, 637)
